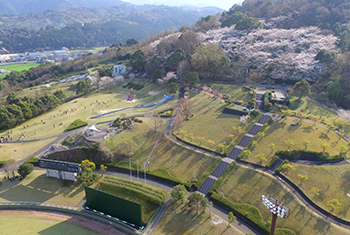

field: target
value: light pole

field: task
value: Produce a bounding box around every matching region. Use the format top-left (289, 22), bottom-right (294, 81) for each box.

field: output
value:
top-left (262, 195), bottom-right (290, 235)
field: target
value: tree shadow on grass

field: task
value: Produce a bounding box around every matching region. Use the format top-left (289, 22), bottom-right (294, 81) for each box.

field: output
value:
top-left (319, 132), bottom-right (330, 141)
top-left (313, 217), bottom-right (331, 234)
top-left (236, 168), bottom-right (257, 186)
top-left (337, 204), bottom-right (350, 218)
top-left (302, 126), bottom-right (314, 133)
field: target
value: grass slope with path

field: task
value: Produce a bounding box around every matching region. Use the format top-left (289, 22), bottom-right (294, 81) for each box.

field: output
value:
top-left (0, 170), bottom-right (90, 207)
top-left (245, 117), bottom-right (348, 165)
top-left (174, 91), bottom-right (252, 153)
top-left (100, 118), bottom-right (216, 183)
top-left (203, 83), bottom-right (253, 104)
top-left (153, 201), bottom-right (243, 235)
top-left (282, 164), bottom-right (350, 221)
top-left (0, 215), bottom-right (104, 235)
top-left (0, 137), bottom-right (56, 162)
top-left (215, 164), bottom-right (350, 235)
top-left (0, 80), bottom-right (176, 141)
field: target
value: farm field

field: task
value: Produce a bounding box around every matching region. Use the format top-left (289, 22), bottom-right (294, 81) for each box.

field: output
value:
top-left (245, 117), bottom-right (348, 165)
top-left (153, 201), bottom-right (242, 235)
top-left (0, 215), bottom-right (104, 235)
top-left (175, 91), bottom-right (251, 153)
top-left (0, 170), bottom-right (89, 207)
top-left (216, 164), bottom-right (350, 235)
top-left (282, 164), bottom-right (350, 220)
top-left (0, 138), bottom-right (56, 162)
top-left (0, 62), bottom-right (40, 72)
top-left (0, 80), bottom-right (176, 141)
top-left (101, 118), bottom-right (216, 182)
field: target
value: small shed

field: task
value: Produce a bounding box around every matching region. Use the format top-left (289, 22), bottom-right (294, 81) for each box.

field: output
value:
top-left (88, 124), bottom-right (100, 136)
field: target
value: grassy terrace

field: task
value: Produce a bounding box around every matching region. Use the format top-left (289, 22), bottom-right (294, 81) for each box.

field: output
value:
top-left (282, 164), bottom-right (350, 220)
top-left (153, 201), bottom-right (243, 235)
top-left (0, 80), bottom-right (176, 140)
top-left (0, 138), bottom-right (56, 162)
top-left (101, 118), bottom-right (216, 183)
top-left (0, 216), bottom-right (103, 235)
top-left (175, 91), bottom-right (252, 153)
top-left (0, 171), bottom-right (88, 207)
top-left (245, 117), bottom-right (348, 165)
top-left (216, 164), bottom-right (350, 235)
top-left (203, 83), bottom-right (253, 103)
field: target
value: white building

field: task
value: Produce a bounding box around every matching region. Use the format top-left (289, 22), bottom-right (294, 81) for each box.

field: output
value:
top-left (88, 124), bottom-right (100, 136)
top-left (113, 65), bottom-right (126, 76)
top-left (38, 158), bottom-right (81, 182)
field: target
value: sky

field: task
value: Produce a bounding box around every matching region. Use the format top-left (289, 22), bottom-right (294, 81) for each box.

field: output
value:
top-left (122, 0), bottom-right (243, 11)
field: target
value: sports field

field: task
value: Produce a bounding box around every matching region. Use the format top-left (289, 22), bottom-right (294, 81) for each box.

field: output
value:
top-left (0, 62), bottom-right (40, 72)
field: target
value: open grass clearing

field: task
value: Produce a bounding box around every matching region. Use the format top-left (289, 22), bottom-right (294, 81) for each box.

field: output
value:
top-left (245, 117), bottom-right (348, 165)
top-left (0, 138), bottom-right (56, 162)
top-left (216, 164), bottom-right (350, 235)
top-left (202, 83), bottom-right (253, 103)
top-left (0, 215), bottom-right (103, 235)
top-left (175, 91), bottom-right (251, 153)
top-left (282, 164), bottom-right (350, 220)
top-left (0, 73), bottom-right (7, 79)
top-left (0, 80), bottom-right (176, 140)
top-left (0, 62), bottom-right (40, 72)
top-left (101, 118), bottom-right (216, 182)
top-left (288, 96), bottom-right (350, 134)
top-left (153, 201), bottom-right (242, 235)
top-left (0, 170), bottom-right (90, 207)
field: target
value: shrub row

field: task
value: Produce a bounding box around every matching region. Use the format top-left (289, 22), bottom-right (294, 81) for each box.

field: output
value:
top-left (122, 81), bottom-right (144, 90)
top-left (196, 157), bottom-right (222, 189)
top-left (100, 181), bottom-right (164, 206)
top-left (276, 159), bottom-right (290, 173)
top-left (211, 193), bottom-right (296, 235)
top-left (66, 119), bottom-right (88, 131)
top-left (103, 175), bottom-right (167, 198)
top-left (147, 168), bottom-right (194, 188)
top-left (266, 155), bottom-right (279, 168)
top-left (275, 149), bottom-right (344, 161)
top-left (158, 107), bottom-right (175, 117)
top-left (208, 161), bottom-right (236, 194)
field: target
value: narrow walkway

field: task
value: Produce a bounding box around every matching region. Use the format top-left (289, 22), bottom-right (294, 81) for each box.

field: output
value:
top-left (143, 196), bottom-right (171, 235)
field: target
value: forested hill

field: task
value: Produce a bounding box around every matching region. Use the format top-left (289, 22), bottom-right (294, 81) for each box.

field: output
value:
top-left (0, 5), bottom-right (221, 53)
top-left (0, 0), bottom-right (129, 15)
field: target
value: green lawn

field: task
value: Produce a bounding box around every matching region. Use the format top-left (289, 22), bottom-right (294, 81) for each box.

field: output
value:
top-left (282, 164), bottom-right (350, 220)
top-left (0, 73), bottom-right (7, 79)
top-left (203, 83), bottom-right (253, 103)
top-left (175, 91), bottom-right (251, 153)
top-left (246, 117), bottom-right (348, 165)
top-left (0, 80), bottom-right (176, 140)
top-left (153, 201), bottom-right (243, 235)
top-left (0, 216), bottom-right (103, 235)
top-left (0, 138), bottom-right (56, 162)
top-left (0, 62), bottom-right (40, 72)
top-left (101, 118), bottom-right (216, 182)
top-left (288, 96), bottom-right (350, 134)
top-left (0, 170), bottom-right (88, 207)
top-left (216, 164), bottom-right (350, 235)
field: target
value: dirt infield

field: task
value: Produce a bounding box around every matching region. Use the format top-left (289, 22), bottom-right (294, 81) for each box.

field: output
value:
top-left (0, 210), bottom-right (129, 235)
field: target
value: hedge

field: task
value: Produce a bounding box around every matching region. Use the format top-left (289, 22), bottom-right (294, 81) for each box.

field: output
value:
top-left (266, 155), bottom-right (279, 168)
top-left (211, 193), bottom-right (296, 235)
top-left (276, 159), bottom-right (289, 173)
top-left (196, 157), bottom-right (222, 189)
top-left (66, 119), bottom-right (88, 131)
top-left (275, 149), bottom-right (344, 161)
top-left (100, 181), bottom-right (164, 206)
top-left (122, 81), bottom-right (144, 90)
top-left (25, 156), bottom-right (39, 164)
top-left (158, 107), bottom-right (175, 117)
top-left (209, 161), bottom-right (236, 194)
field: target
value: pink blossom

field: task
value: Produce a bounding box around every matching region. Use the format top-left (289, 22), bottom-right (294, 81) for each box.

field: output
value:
top-left (213, 90), bottom-right (218, 96)
top-left (184, 91), bottom-right (189, 96)
top-left (184, 95), bottom-right (189, 99)
top-left (207, 88), bottom-right (212, 93)
top-left (185, 87), bottom-right (190, 91)
top-left (196, 84), bottom-right (201, 89)
top-left (218, 93), bottom-right (223, 99)
top-left (202, 85), bottom-right (208, 91)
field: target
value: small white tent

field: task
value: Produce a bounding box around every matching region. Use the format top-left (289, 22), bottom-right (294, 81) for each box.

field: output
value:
top-left (88, 124), bottom-right (100, 136)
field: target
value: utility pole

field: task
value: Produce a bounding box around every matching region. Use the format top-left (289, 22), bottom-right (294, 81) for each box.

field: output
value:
top-left (129, 158), bottom-right (132, 181)
top-left (137, 159), bottom-right (139, 182)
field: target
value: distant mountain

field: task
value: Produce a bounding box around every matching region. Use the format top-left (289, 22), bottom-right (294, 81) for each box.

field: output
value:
top-left (0, 0), bottom-right (131, 15)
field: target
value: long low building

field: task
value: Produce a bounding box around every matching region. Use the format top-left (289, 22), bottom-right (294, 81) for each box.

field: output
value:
top-left (38, 158), bottom-right (81, 181)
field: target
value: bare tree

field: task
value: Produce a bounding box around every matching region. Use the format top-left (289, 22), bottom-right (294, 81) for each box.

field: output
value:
top-left (3, 160), bottom-right (18, 178)
top-left (179, 98), bottom-right (193, 121)
top-left (119, 142), bottom-right (134, 158)
top-left (153, 111), bottom-right (164, 133)
top-left (148, 91), bottom-right (159, 100)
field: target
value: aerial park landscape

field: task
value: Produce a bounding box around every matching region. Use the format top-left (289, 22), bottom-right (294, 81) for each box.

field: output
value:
top-left (2, 0), bottom-right (350, 235)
